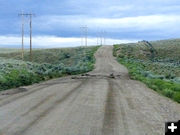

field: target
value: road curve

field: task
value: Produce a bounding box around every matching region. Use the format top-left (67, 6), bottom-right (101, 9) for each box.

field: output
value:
top-left (0, 46), bottom-right (180, 135)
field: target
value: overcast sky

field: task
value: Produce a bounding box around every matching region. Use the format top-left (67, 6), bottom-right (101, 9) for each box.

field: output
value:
top-left (0, 0), bottom-right (180, 47)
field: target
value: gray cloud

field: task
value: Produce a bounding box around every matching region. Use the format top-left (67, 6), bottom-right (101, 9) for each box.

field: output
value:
top-left (0, 0), bottom-right (180, 45)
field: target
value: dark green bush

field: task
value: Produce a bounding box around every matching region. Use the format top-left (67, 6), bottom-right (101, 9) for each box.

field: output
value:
top-left (173, 92), bottom-right (180, 103)
top-left (162, 89), bottom-right (175, 98)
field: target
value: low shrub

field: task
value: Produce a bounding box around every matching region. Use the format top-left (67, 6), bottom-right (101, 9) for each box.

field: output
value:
top-left (114, 47), bottom-right (180, 103)
top-left (173, 92), bottom-right (180, 103)
top-left (162, 89), bottom-right (175, 98)
top-left (0, 46), bottom-right (100, 91)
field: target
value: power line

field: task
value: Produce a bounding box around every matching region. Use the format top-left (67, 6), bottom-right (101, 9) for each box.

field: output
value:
top-left (103, 31), bottom-right (107, 46)
top-left (98, 30), bottom-right (107, 46)
top-left (101, 32), bottom-right (103, 46)
top-left (29, 14), bottom-right (35, 61)
top-left (97, 32), bottom-right (99, 46)
top-left (80, 26), bottom-right (88, 46)
top-left (80, 27), bottom-right (83, 46)
top-left (18, 11), bottom-right (25, 60)
top-left (18, 12), bottom-right (35, 61)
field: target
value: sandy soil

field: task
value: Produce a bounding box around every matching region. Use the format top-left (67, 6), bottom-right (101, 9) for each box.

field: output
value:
top-left (0, 46), bottom-right (180, 135)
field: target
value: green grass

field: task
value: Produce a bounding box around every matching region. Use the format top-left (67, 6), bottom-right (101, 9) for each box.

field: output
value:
top-left (0, 48), bottom-right (21, 53)
top-left (0, 46), bottom-right (100, 91)
top-left (113, 39), bottom-right (180, 103)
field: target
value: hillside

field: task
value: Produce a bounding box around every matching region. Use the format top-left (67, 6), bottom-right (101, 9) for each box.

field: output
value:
top-left (114, 39), bottom-right (180, 102)
top-left (0, 46), bottom-right (99, 91)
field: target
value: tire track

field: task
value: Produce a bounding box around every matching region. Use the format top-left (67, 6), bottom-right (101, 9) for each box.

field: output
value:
top-left (113, 80), bottom-right (147, 135)
top-left (11, 79), bottom-right (87, 135)
top-left (0, 93), bottom-right (56, 135)
top-left (102, 79), bottom-right (118, 135)
top-left (0, 84), bottom-right (55, 107)
top-left (0, 78), bottom-right (79, 107)
top-left (21, 93), bottom-right (55, 117)
top-left (113, 80), bottom-right (132, 135)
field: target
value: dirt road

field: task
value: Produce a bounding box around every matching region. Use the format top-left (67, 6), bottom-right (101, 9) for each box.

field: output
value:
top-left (0, 46), bottom-right (180, 135)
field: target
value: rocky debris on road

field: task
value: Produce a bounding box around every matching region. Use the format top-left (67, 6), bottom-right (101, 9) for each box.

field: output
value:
top-left (109, 73), bottom-right (115, 78)
top-left (71, 73), bottom-right (121, 79)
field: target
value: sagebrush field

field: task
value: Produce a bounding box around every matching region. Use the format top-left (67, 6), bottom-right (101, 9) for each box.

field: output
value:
top-left (0, 46), bottom-right (99, 91)
top-left (114, 39), bottom-right (180, 103)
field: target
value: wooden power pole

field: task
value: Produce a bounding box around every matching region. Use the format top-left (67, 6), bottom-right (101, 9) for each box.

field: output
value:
top-left (80, 27), bottom-right (84, 46)
top-left (80, 26), bottom-right (88, 46)
top-left (97, 33), bottom-right (99, 46)
top-left (29, 14), bottom-right (33, 61)
top-left (18, 12), bottom-right (35, 61)
top-left (18, 11), bottom-right (25, 60)
top-left (103, 31), bottom-right (106, 46)
top-left (99, 30), bottom-right (106, 46)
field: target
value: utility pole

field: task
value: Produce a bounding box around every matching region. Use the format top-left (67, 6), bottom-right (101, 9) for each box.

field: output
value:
top-left (29, 14), bottom-right (33, 61)
top-left (80, 26), bottom-right (88, 46)
top-left (103, 31), bottom-right (106, 46)
top-left (80, 27), bottom-right (84, 46)
top-left (100, 31), bottom-right (103, 46)
top-left (99, 30), bottom-right (106, 46)
top-left (85, 27), bottom-right (88, 46)
top-left (18, 13), bottom-right (35, 61)
top-left (18, 11), bottom-right (25, 60)
top-left (97, 36), bottom-right (99, 46)
top-left (97, 32), bottom-right (99, 46)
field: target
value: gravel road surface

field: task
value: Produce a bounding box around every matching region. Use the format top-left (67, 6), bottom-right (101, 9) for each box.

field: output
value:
top-left (0, 46), bottom-right (180, 135)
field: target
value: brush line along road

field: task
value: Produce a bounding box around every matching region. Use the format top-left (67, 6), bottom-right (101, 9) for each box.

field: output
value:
top-left (0, 46), bottom-right (180, 135)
